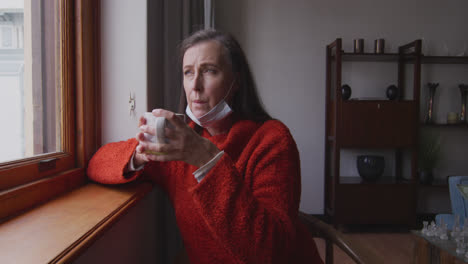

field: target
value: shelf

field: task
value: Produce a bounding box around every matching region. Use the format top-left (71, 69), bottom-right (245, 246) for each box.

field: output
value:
top-left (330, 52), bottom-right (423, 63)
top-left (341, 53), bottom-right (399, 62)
top-left (339, 176), bottom-right (413, 185)
top-left (422, 56), bottom-right (468, 64)
top-left (336, 54), bottom-right (468, 65)
top-left (345, 99), bottom-right (414, 103)
top-left (419, 178), bottom-right (448, 188)
top-left (421, 123), bottom-right (468, 128)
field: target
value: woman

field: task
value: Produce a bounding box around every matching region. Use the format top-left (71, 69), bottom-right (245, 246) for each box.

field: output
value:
top-left (88, 29), bottom-right (322, 264)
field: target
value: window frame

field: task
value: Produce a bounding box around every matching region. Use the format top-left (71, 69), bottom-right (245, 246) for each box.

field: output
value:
top-left (0, 0), bottom-right (100, 220)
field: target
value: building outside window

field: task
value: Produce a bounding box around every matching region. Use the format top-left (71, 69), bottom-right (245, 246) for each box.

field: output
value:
top-left (0, 0), bottom-right (60, 163)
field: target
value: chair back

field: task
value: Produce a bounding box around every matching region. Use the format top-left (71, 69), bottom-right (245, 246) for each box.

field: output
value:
top-left (448, 176), bottom-right (468, 220)
top-left (298, 212), bottom-right (383, 264)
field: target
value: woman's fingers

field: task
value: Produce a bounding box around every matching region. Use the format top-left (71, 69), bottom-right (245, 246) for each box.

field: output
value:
top-left (138, 140), bottom-right (174, 155)
top-left (134, 147), bottom-right (150, 166)
top-left (139, 124), bottom-right (156, 135)
top-left (145, 108), bottom-right (217, 166)
top-left (136, 144), bottom-right (145, 153)
top-left (144, 151), bottom-right (181, 162)
top-left (138, 116), bottom-right (146, 127)
top-left (152, 109), bottom-right (186, 129)
top-left (136, 132), bottom-right (146, 141)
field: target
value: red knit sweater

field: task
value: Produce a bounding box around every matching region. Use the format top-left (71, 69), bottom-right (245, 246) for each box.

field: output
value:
top-left (87, 119), bottom-right (323, 264)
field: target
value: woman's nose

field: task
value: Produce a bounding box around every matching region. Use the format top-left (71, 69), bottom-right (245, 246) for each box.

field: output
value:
top-left (191, 73), bottom-right (203, 91)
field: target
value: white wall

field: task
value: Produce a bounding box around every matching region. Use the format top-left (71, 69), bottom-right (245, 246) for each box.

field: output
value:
top-left (100, 0), bottom-right (148, 144)
top-left (75, 0), bottom-right (159, 263)
top-left (215, 0), bottom-right (468, 213)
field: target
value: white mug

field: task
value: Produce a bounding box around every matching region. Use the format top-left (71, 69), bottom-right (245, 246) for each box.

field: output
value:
top-left (142, 112), bottom-right (185, 155)
top-left (143, 112), bottom-right (168, 144)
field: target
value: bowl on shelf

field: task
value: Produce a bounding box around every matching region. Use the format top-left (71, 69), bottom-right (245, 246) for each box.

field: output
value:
top-left (357, 155), bottom-right (385, 181)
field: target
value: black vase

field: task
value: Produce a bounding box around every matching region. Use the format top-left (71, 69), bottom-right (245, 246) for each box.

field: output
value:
top-left (357, 155), bottom-right (385, 182)
top-left (419, 171), bottom-right (433, 185)
top-left (386, 85), bottom-right (399, 100)
top-left (341, 84), bottom-right (352, 100)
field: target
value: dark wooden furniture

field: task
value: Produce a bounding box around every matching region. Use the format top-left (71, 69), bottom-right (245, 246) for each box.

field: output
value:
top-left (324, 38), bottom-right (421, 227)
top-left (299, 212), bottom-right (384, 264)
top-left (417, 55), bottom-right (468, 214)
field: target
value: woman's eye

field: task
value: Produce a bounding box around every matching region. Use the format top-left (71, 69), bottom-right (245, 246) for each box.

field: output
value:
top-left (203, 68), bottom-right (217, 74)
top-left (184, 70), bottom-right (194, 76)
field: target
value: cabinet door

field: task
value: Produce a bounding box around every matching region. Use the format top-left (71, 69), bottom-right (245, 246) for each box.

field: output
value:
top-left (335, 183), bottom-right (416, 225)
top-left (339, 101), bottom-right (417, 148)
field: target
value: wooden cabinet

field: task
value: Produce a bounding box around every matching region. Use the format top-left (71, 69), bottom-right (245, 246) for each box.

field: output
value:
top-left (334, 182), bottom-right (414, 224)
top-left (324, 38), bottom-right (421, 226)
top-left (339, 101), bottom-right (417, 148)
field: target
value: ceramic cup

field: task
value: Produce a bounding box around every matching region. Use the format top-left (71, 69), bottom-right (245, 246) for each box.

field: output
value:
top-left (143, 112), bottom-right (168, 145)
top-left (142, 112), bottom-right (185, 155)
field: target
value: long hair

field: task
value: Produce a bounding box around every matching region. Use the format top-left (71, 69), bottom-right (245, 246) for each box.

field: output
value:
top-left (178, 29), bottom-right (272, 123)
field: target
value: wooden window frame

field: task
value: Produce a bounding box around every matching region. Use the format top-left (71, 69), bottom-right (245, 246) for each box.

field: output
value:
top-left (0, 0), bottom-right (101, 221)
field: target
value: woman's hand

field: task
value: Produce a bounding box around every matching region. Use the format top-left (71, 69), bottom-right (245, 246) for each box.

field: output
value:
top-left (133, 115), bottom-right (151, 168)
top-left (135, 109), bottom-right (220, 167)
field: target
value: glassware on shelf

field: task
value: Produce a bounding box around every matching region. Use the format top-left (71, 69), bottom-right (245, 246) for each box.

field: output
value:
top-left (459, 84), bottom-right (468, 123)
top-left (456, 237), bottom-right (466, 255)
top-left (440, 223), bottom-right (449, 240)
top-left (425, 83), bottom-right (439, 124)
top-left (452, 215), bottom-right (462, 239)
top-left (427, 221), bottom-right (437, 237)
top-left (421, 221), bottom-right (429, 235)
top-left (463, 217), bottom-right (468, 232)
top-left (437, 218), bottom-right (448, 240)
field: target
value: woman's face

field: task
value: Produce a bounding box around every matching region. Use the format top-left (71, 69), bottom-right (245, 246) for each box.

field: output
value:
top-left (183, 40), bottom-right (235, 118)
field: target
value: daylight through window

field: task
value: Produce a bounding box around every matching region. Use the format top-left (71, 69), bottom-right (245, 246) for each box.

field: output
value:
top-left (0, 0), bottom-right (60, 163)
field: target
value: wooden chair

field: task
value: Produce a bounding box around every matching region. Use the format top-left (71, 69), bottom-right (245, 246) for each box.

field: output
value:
top-left (299, 211), bottom-right (383, 264)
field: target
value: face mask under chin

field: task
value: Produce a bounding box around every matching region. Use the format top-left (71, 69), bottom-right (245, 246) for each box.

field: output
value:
top-left (185, 80), bottom-right (236, 128)
top-left (186, 99), bottom-right (233, 128)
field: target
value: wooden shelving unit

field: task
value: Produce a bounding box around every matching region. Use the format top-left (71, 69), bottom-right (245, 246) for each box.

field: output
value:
top-left (421, 123), bottom-right (468, 128)
top-left (421, 56), bottom-right (468, 65)
top-left (324, 38), bottom-right (421, 227)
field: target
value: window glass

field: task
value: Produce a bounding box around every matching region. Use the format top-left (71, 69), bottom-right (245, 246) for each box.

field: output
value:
top-left (0, 0), bottom-right (60, 163)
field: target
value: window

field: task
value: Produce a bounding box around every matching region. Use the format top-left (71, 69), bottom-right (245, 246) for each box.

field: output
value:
top-left (0, 0), bottom-right (100, 219)
top-left (0, 0), bottom-right (74, 189)
top-left (0, 0), bottom-right (62, 163)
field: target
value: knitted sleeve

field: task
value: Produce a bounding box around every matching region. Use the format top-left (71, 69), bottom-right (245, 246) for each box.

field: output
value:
top-left (188, 121), bottom-right (321, 263)
top-left (87, 138), bottom-right (176, 194)
top-left (87, 138), bottom-right (143, 184)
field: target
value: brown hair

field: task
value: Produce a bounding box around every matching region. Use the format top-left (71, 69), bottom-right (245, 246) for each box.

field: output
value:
top-left (178, 29), bottom-right (272, 122)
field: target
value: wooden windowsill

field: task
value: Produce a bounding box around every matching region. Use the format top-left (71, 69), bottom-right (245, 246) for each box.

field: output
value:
top-left (0, 181), bottom-right (153, 264)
